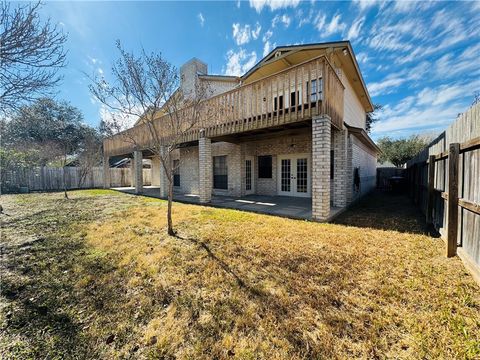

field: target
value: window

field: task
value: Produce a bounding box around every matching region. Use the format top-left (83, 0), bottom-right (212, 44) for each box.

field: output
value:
top-left (311, 79), bottom-right (317, 102)
top-left (273, 95), bottom-right (283, 111)
top-left (308, 78), bottom-right (323, 102)
top-left (258, 155), bottom-right (272, 178)
top-left (173, 159), bottom-right (180, 187)
top-left (290, 91), bottom-right (299, 107)
top-left (213, 156), bottom-right (228, 189)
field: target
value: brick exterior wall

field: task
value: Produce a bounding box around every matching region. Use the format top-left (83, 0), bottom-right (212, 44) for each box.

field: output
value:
top-left (198, 136), bottom-right (212, 203)
top-left (245, 130), bottom-right (311, 196)
top-left (133, 150), bottom-right (143, 194)
top-left (179, 147), bottom-right (199, 194)
top-left (346, 135), bottom-right (354, 204)
top-left (332, 128), bottom-right (347, 207)
top-left (311, 116), bottom-right (331, 221)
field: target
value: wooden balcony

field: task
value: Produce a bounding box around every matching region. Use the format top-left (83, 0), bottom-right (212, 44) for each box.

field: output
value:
top-left (104, 55), bottom-right (344, 157)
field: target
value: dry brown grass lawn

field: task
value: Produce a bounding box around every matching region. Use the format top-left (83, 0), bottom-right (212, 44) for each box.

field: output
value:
top-left (1, 190), bottom-right (479, 359)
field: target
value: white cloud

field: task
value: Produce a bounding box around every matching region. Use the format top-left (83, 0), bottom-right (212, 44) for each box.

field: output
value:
top-left (326, 14), bottom-right (346, 35)
top-left (263, 40), bottom-right (276, 56)
top-left (99, 105), bottom-right (139, 133)
top-left (232, 22), bottom-right (262, 45)
top-left (249, 0), bottom-right (300, 12)
top-left (316, 13), bottom-right (346, 36)
top-left (232, 23), bottom-right (252, 45)
top-left (366, 61), bottom-right (427, 96)
top-left (262, 29), bottom-right (273, 42)
top-left (88, 56), bottom-right (99, 65)
top-left (347, 16), bottom-right (365, 40)
top-left (252, 22), bottom-right (262, 39)
top-left (314, 13), bottom-right (326, 31)
top-left (296, 8), bottom-right (313, 27)
top-left (353, 0), bottom-right (382, 11)
top-left (224, 49), bottom-right (258, 76)
top-left (369, 32), bottom-right (412, 52)
top-left (372, 79), bottom-right (480, 135)
top-left (197, 13), bottom-right (205, 27)
top-left (356, 52), bottom-right (368, 64)
top-left (272, 14), bottom-right (291, 28)
top-left (368, 77), bottom-right (405, 97)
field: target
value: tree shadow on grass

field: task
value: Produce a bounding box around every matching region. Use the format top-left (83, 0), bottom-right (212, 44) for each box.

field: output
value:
top-left (0, 204), bottom-right (138, 358)
top-left (172, 232), bottom-right (369, 358)
top-left (334, 190), bottom-right (439, 236)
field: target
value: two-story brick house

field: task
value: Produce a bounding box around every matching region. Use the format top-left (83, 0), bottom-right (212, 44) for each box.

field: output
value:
top-left (103, 41), bottom-right (379, 221)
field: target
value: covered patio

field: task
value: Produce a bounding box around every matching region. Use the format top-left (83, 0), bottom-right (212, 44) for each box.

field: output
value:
top-left (112, 186), bottom-right (343, 220)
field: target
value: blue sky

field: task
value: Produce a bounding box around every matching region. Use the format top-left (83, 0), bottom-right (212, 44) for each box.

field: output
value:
top-left (39, 0), bottom-right (480, 140)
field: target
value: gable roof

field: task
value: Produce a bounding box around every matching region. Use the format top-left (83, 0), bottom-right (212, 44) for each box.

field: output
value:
top-left (241, 41), bottom-right (373, 112)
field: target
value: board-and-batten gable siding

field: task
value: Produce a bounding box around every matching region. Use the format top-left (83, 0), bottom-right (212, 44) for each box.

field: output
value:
top-left (342, 73), bottom-right (366, 129)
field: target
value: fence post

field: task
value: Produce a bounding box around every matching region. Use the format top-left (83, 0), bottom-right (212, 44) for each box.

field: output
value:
top-left (447, 143), bottom-right (459, 258)
top-left (426, 155), bottom-right (435, 225)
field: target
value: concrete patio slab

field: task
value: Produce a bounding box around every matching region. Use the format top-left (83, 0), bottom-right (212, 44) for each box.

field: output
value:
top-left (112, 186), bottom-right (342, 221)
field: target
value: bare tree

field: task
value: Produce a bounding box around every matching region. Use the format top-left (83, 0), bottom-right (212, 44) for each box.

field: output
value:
top-left (0, 1), bottom-right (67, 115)
top-left (77, 128), bottom-right (102, 188)
top-left (89, 41), bottom-right (210, 235)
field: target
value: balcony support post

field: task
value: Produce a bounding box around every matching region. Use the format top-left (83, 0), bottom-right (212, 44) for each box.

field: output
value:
top-left (198, 131), bottom-right (212, 203)
top-left (312, 115), bottom-right (331, 221)
top-left (133, 150), bottom-right (143, 194)
top-left (332, 127), bottom-right (348, 208)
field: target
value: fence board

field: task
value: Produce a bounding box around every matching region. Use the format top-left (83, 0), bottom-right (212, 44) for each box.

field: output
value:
top-left (406, 102), bottom-right (480, 270)
top-left (1, 166), bottom-right (152, 193)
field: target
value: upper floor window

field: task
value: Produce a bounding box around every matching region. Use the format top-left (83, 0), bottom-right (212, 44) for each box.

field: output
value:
top-left (307, 78), bottom-right (323, 102)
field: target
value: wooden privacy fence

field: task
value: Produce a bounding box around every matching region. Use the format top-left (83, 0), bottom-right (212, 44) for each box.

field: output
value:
top-left (406, 103), bottom-right (480, 271)
top-left (1, 166), bottom-right (152, 193)
top-left (376, 167), bottom-right (405, 190)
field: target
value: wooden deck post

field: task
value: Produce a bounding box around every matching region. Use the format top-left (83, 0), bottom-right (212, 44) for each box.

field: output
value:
top-left (447, 143), bottom-right (459, 258)
top-left (426, 155), bottom-right (435, 225)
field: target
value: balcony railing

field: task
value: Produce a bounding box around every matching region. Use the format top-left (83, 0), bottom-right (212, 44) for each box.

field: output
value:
top-left (104, 55), bottom-right (344, 157)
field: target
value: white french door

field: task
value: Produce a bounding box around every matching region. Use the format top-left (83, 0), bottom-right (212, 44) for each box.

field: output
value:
top-left (277, 154), bottom-right (311, 197)
top-left (245, 156), bottom-right (255, 195)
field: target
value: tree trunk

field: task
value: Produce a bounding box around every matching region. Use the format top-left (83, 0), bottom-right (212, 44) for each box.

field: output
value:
top-left (167, 177), bottom-right (174, 236)
top-left (63, 165), bottom-right (69, 199)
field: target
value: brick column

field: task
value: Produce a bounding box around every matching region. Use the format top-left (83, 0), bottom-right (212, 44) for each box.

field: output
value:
top-left (159, 148), bottom-right (168, 198)
top-left (332, 128), bottom-right (347, 208)
top-left (151, 155), bottom-right (161, 186)
top-left (130, 156), bottom-right (136, 188)
top-left (198, 135), bottom-right (212, 203)
top-left (133, 150), bottom-right (143, 194)
top-left (103, 155), bottom-right (110, 189)
top-left (312, 115), bottom-right (331, 221)
top-left (346, 135), bottom-right (353, 204)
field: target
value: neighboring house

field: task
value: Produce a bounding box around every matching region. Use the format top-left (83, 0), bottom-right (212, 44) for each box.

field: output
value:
top-left (103, 41), bottom-right (380, 221)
